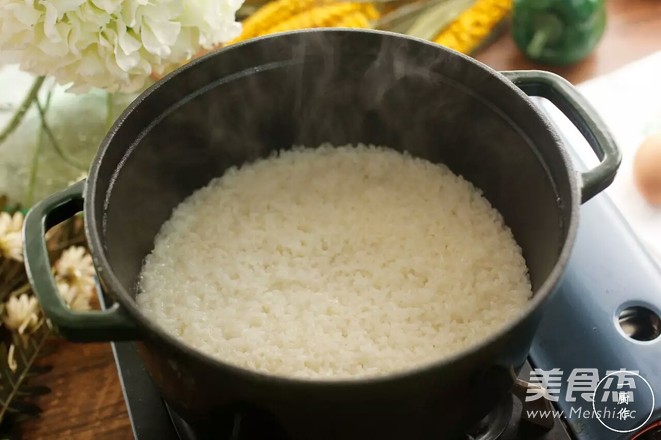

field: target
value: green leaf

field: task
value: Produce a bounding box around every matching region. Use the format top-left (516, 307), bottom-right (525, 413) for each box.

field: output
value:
top-left (377, 0), bottom-right (474, 35)
top-left (5, 401), bottom-right (41, 416)
top-left (16, 386), bottom-right (50, 397)
top-left (0, 323), bottom-right (52, 425)
top-left (24, 365), bottom-right (52, 377)
top-left (404, 0), bottom-right (475, 40)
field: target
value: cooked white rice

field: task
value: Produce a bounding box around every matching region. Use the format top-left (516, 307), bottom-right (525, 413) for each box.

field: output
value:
top-left (137, 144), bottom-right (532, 379)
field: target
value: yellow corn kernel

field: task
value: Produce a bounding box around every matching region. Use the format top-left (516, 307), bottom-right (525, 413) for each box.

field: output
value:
top-left (264, 3), bottom-right (375, 35)
top-left (360, 3), bottom-right (380, 21)
top-left (232, 0), bottom-right (336, 43)
top-left (333, 9), bottom-right (371, 28)
top-left (329, 4), bottom-right (379, 27)
top-left (434, 0), bottom-right (512, 54)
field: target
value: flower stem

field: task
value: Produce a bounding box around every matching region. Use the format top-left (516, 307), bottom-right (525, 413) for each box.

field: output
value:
top-left (24, 86), bottom-right (54, 206)
top-left (105, 92), bottom-right (114, 130)
top-left (34, 99), bottom-right (87, 170)
top-left (0, 76), bottom-right (45, 146)
top-left (0, 325), bottom-right (52, 422)
top-left (9, 282), bottom-right (32, 298)
top-left (0, 259), bottom-right (27, 302)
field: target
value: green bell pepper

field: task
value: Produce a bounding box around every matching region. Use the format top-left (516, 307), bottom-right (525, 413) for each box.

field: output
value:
top-left (512, 0), bottom-right (606, 65)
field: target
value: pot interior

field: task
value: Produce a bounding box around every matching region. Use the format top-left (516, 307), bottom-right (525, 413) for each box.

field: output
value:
top-left (92, 30), bottom-right (574, 305)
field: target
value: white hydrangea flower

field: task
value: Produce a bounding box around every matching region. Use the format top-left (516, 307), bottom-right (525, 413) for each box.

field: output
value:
top-left (0, 0), bottom-right (243, 92)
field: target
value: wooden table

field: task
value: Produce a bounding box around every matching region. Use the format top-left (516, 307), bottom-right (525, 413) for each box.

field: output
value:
top-left (18, 0), bottom-right (661, 438)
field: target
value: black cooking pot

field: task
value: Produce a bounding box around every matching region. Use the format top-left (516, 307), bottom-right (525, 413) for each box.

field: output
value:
top-left (24, 30), bottom-right (620, 440)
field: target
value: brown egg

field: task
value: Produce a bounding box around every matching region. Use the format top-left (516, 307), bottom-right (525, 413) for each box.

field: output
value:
top-left (633, 134), bottom-right (661, 205)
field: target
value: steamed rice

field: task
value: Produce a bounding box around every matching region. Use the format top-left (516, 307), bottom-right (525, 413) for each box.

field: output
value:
top-left (137, 144), bottom-right (532, 379)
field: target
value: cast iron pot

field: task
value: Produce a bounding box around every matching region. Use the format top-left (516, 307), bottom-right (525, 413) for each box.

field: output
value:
top-left (24, 30), bottom-right (620, 440)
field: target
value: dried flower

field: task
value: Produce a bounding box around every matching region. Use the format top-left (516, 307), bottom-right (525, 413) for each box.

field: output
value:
top-left (56, 281), bottom-right (75, 305)
top-left (0, 0), bottom-right (243, 92)
top-left (0, 211), bottom-right (24, 262)
top-left (7, 344), bottom-right (17, 371)
top-left (54, 245), bottom-right (97, 311)
top-left (69, 289), bottom-right (94, 311)
top-left (3, 294), bottom-right (40, 334)
top-left (57, 281), bottom-right (94, 311)
top-left (54, 246), bottom-right (95, 290)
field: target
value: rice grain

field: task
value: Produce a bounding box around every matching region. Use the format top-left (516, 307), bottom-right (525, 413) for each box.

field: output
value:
top-left (137, 144), bottom-right (532, 379)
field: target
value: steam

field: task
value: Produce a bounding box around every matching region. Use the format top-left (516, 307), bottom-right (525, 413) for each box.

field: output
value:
top-left (102, 29), bottom-right (558, 292)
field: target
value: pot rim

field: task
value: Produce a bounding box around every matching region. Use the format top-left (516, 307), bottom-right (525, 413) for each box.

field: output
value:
top-left (86, 28), bottom-right (580, 386)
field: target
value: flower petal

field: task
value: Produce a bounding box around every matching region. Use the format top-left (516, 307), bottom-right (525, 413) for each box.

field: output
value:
top-left (140, 17), bottom-right (180, 57)
top-left (117, 21), bottom-right (142, 55)
top-left (0, 0), bottom-right (241, 92)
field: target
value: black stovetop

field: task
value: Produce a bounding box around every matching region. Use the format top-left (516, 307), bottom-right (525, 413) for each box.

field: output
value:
top-left (111, 341), bottom-right (576, 440)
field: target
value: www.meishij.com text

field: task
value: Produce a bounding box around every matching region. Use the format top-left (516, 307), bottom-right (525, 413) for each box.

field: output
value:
top-left (527, 406), bottom-right (638, 421)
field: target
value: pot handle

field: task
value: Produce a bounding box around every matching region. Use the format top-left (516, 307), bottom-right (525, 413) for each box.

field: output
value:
top-left (501, 70), bottom-right (621, 203)
top-left (23, 180), bottom-right (139, 342)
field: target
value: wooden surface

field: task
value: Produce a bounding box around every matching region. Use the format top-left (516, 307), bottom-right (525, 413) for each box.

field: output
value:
top-left (476, 0), bottom-right (661, 83)
top-left (16, 340), bottom-right (132, 440)
top-left (17, 0), bottom-right (661, 438)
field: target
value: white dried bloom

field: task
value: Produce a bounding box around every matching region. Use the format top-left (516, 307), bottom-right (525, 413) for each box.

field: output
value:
top-left (57, 281), bottom-right (94, 311)
top-left (54, 246), bottom-right (95, 291)
top-left (3, 294), bottom-right (40, 334)
top-left (56, 281), bottom-right (76, 305)
top-left (7, 344), bottom-right (17, 372)
top-left (69, 288), bottom-right (94, 311)
top-left (0, 0), bottom-right (243, 92)
top-left (0, 212), bottom-right (24, 262)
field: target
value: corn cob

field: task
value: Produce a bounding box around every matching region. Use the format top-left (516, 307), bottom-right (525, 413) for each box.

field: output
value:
top-left (232, 0), bottom-right (337, 43)
top-left (350, 3), bottom-right (380, 23)
top-left (333, 11), bottom-right (371, 28)
top-left (324, 5), bottom-right (378, 29)
top-left (261, 3), bottom-right (378, 35)
top-left (433, 0), bottom-right (512, 54)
